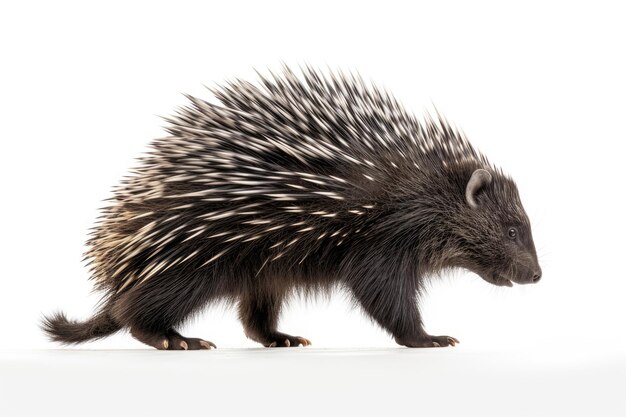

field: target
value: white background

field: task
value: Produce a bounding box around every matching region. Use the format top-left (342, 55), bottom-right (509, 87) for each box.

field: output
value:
top-left (1, 1), bottom-right (625, 416)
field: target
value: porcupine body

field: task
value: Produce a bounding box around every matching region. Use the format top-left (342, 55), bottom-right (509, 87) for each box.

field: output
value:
top-left (42, 67), bottom-right (542, 350)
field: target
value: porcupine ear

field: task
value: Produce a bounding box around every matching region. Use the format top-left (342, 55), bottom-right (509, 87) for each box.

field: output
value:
top-left (465, 169), bottom-right (492, 209)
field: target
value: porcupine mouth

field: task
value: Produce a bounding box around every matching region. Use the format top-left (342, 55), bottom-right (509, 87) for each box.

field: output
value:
top-left (492, 275), bottom-right (514, 287)
top-left (482, 273), bottom-right (514, 287)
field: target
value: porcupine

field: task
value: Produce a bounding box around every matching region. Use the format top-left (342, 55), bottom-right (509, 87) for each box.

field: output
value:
top-left (42, 67), bottom-right (542, 350)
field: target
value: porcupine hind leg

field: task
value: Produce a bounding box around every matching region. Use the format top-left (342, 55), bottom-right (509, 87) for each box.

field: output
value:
top-left (113, 272), bottom-right (217, 351)
top-left (238, 290), bottom-right (311, 348)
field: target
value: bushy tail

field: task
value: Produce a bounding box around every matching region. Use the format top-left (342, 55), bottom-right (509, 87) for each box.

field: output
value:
top-left (41, 309), bottom-right (121, 344)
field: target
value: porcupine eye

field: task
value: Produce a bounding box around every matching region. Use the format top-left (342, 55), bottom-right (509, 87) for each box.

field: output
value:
top-left (507, 227), bottom-right (517, 240)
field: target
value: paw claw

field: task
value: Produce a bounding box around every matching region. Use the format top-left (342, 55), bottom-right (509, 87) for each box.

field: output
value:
top-left (162, 339), bottom-right (169, 350)
top-left (269, 341), bottom-right (277, 348)
top-left (199, 340), bottom-right (216, 349)
top-left (179, 340), bottom-right (188, 350)
top-left (284, 339), bottom-right (290, 347)
top-left (432, 341), bottom-right (440, 347)
top-left (297, 337), bottom-right (311, 347)
top-left (447, 337), bottom-right (456, 346)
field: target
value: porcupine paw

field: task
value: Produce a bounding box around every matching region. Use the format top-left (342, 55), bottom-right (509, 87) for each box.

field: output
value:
top-left (396, 335), bottom-right (460, 348)
top-left (131, 327), bottom-right (216, 350)
top-left (162, 335), bottom-right (217, 351)
top-left (262, 332), bottom-right (311, 348)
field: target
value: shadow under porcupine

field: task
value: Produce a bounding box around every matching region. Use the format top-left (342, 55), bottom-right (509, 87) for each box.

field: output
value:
top-left (42, 67), bottom-right (541, 350)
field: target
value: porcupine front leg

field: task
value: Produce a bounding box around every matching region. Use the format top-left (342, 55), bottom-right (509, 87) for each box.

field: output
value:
top-left (238, 290), bottom-right (311, 348)
top-left (348, 273), bottom-right (459, 348)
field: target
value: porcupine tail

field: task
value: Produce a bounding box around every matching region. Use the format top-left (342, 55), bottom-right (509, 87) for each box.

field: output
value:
top-left (41, 305), bottom-right (120, 344)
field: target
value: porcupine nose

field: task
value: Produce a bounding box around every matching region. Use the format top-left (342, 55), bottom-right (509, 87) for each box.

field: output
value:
top-left (532, 268), bottom-right (542, 283)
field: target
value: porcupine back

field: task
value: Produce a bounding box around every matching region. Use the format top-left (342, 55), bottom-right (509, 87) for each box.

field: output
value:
top-left (85, 67), bottom-right (490, 297)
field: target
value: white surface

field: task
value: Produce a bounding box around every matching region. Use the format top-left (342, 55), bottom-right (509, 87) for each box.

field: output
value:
top-left (2, 347), bottom-right (624, 417)
top-left (1, 0), bottom-right (625, 416)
